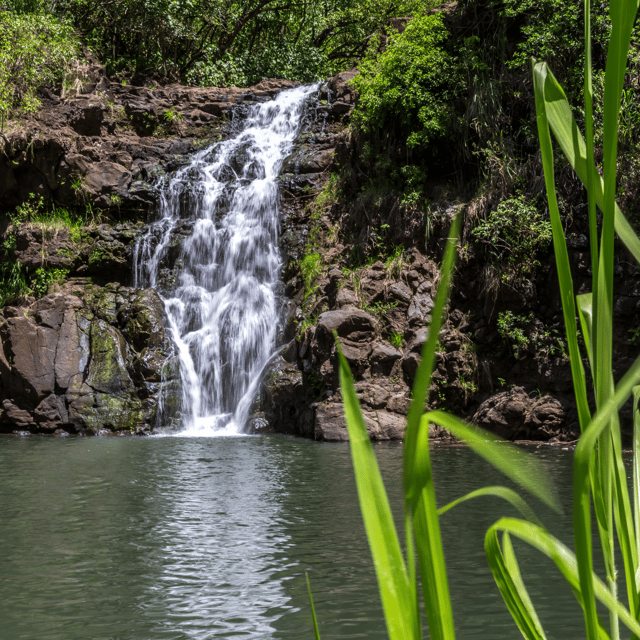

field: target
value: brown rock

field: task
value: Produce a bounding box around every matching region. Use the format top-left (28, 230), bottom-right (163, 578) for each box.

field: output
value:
top-left (335, 288), bottom-right (359, 308)
top-left (84, 161), bottom-right (132, 196)
top-left (4, 315), bottom-right (57, 402)
top-left (314, 401), bottom-right (405, 441)
top-left (317, 308), bottom-right (377, 338)
top-left (2, 399), bottom-right (36, 430)
top-left (55, 300), bottom-right (86, 391)
top-left (471, 387), bottom-right (564, 441)
top-left (34, 394), bottom-right (69, 431)
top-left (70, 103), bottom-right (105, 136)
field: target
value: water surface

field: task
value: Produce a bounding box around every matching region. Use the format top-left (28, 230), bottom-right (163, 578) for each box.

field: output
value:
top-left (0, 436), bottom-right (583, 639)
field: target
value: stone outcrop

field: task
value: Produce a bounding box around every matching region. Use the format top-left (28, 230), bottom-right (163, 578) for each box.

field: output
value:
top-left (0, 281), bottom-right (177, 435)
top-left (261, 69), bottom-right (586, 443)
top-left (0, 78), bottom-right (299, 214)
top-left (472, 387), bottom-right (567, 441)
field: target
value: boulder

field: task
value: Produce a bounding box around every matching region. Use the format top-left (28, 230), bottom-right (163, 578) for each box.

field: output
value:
top-left (316, 308), bottom-right (377, 338)
top-left (84, 161), bottom-right (132, 197)
top-left (313, 400), bottom-right (405, 441)
top-left (261, 356), bottom-right (314, 437)
top-left (0, 285), bottom-right (175, 435)
top-left (472, 387), bottom-right (566, 441)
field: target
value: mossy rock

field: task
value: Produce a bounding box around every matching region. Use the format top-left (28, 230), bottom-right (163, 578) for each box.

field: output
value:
top-left (124, 289), bottom-right (165, 352)
top-left (86, 319), bottom-right (135, 396)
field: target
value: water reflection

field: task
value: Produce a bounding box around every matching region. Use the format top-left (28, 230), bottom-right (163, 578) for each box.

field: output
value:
top-left (0, 437), bottom-right (589, 640)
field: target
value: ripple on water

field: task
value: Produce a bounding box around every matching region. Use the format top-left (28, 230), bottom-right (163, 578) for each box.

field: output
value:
top-left (0, 436), bottom-right (585, 640)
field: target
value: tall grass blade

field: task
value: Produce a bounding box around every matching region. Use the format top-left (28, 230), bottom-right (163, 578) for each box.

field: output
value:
top-left (533, 61), bottom-right (592, 435)
top-left (306, 573), bottom-right (322, 640)
top-left (583, 0), bottom-right (598, 279)
top-left (573, 354), bottom-right (640, 640)
top-left (337, 342), bottom-right (420, 640)
top-left (485, 528), bottom-right (548, 640)
top-left (634, 386), bottom-right (640, 563)
top-left (404, 211), bottom-right (462, 511)
top-left (532, 61), bottom-right (640, 265)
top-left (422, 412), bottom-right (561, 513)
top-left (438, 486), bottom-right (543, 528)
top-left (487, 517), bottom-right (640, 638)
top-left (402, 213), bottom-right (462, 640)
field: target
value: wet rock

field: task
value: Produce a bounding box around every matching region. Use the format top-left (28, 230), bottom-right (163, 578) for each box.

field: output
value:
top-left (327, 70), bottom-right (358, 104)
top-left (2, 399), bottom-right (36, 430)
top-left (472, 387), bottom-right (566, 441)
top-left (34, 394), bottom-right (69, 431)
top-left (261, 357), bottom-right (314, 437)
top-left (313, 400), bottom-right (405, 441)
top-left (0, 285), bottom-right (174, 435)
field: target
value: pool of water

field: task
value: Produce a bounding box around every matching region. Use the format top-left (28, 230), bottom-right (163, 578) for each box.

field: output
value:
top-left (0, 435), bottom-right (585, 639)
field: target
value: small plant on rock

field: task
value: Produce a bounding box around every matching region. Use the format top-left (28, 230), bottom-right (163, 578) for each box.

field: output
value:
top-left (300, 253), bottom-right (322, 303)
top-left (389, 331), bottom-right (403, 348)
top-left (496, 310), bottom-right (532, 359)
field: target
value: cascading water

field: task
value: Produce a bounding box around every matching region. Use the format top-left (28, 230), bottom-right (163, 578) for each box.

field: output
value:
top-left (135, 84), bottom-right (318, 435)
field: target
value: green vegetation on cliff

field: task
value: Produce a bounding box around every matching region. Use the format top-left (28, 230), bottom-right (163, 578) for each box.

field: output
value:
top-left (0, 11), bottom-right (80, 129)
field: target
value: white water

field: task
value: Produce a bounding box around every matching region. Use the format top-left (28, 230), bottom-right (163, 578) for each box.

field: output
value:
top-left (135, 84), bottom-right (317, 435)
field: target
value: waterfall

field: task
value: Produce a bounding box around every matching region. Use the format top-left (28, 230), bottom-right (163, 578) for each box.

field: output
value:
top-left (135, 84), bottom-right (318, 435)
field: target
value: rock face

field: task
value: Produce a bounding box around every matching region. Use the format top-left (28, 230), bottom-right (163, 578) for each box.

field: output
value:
top-left (0, 78), bottom-right (299, 213)
top-left (261, 69), bottom-right (588, 443)
top-left (0, 282), bottom-right (177, 435)
top-left (0, 74), bottom-right (299, 436)
top-left (0, 68), bottom-right (621, 442)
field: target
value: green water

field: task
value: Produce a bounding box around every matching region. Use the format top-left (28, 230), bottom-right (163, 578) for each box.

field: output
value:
top-left (0, 435), bottom-right (582, 639)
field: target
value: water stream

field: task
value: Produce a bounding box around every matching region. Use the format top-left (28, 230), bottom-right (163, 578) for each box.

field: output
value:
top-left (135, 84), bottom-right (318, 435)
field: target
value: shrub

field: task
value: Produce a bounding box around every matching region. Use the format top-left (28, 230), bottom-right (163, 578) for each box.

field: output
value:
top-left (471, 195), bottom-right (552, 273)
top-left (300, 253), bottom-right (322, 302)
top-left (351, 13), bottom-right (463, 149)
top-left (0, 11), bottom-right (80, 129)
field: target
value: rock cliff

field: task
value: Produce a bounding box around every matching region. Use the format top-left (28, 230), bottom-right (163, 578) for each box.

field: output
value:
top-left (2, 67), bottom-right (637, 442)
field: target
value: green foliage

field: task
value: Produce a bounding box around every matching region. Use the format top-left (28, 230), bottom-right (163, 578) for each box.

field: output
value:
top-left (352, 13), bottom-right (462, 149)
top-left (496, 310), bottom-right (531, 359)
top-left (471, 195), bottom-right (552, 275)
top-left (503, 0), bottom-right (611, 103)
top-left (384, 246), bottom-right (404, 280)
top-left (10, 194), bottom-right (44, 224)
top-left (29, 266), bottom-right (69, 298)
top-left (300, 253), bottom-right (322, 303)
top-left (0, 260), bottom-right (27, 307)
top-left (389, 331), bottom-right (403, 348)
top-left (363, 299), bottom-right (397, 318)
top-left (47, 0), bottom-right (420, 84)
top-left (9, 196), bottom-right (94, 242)
top-left (0, 11), bottom-right (79, 129)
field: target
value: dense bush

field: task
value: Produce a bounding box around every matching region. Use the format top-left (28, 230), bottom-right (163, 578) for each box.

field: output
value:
top-left (471, 195), bottom-right (552, 272)
top-left (352, 13), bottom-right (461, 148)
top-left (0, 11), bottom-right (80, 129)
